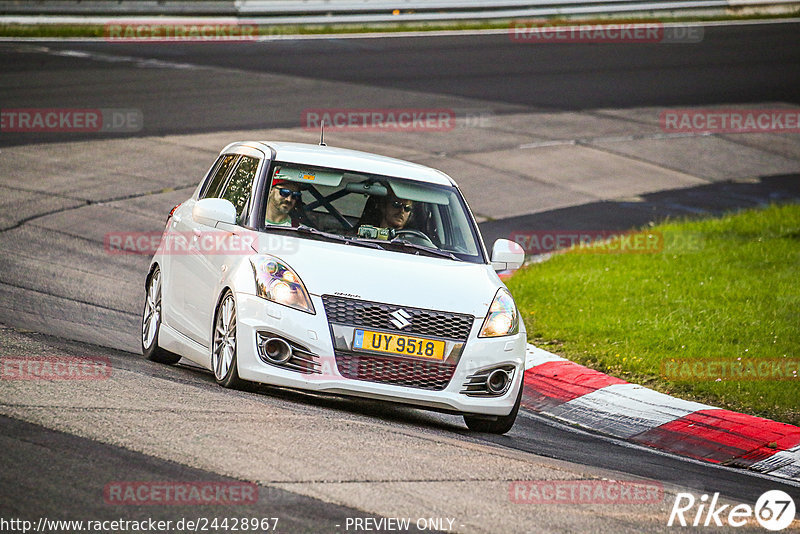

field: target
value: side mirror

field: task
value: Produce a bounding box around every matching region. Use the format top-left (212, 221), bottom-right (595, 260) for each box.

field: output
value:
top-left (490, 239), bottom-right (525, 271)
top-left (193, 198), bottom-right (236, 227)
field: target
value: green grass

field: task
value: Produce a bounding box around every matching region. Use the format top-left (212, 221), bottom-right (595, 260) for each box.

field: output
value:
top-left (2, 10), bottom-right (799, 38)
top-left (507, 203), bottom-right (800, 425)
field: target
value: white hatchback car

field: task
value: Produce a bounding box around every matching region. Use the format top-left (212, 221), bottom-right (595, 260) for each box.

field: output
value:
top-left (142, 141), bottom-right (527, 433)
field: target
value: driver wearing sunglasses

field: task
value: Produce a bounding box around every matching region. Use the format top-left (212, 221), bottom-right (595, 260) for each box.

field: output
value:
top-left (266, 178), bottom-right (302, 227)
top-left (380, 194), bottom-right (414, 230)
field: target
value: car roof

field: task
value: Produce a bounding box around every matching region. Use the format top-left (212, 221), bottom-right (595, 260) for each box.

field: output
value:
top-left (223, 141), bottom-right (455, 186)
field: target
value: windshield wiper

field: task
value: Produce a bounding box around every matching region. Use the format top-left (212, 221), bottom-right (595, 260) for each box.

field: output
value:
top-left (267, 225), bottom-right (383, 250)
top-left (384, 238), bottom-right (463, 261)
top-left (266, 226), bottom-right (459, 257)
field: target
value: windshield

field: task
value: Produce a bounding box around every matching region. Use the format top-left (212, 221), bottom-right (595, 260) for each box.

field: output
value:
top-left (258, 162), bottom-right (485, 263)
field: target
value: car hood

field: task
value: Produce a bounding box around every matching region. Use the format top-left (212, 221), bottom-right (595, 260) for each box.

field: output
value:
top-left (253, 236), bottom-right (501, 317)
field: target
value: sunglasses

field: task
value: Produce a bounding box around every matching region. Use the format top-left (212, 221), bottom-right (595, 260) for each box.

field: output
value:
top-left (391, 200), bottom-right (413, 213)
top-left (277, 188), bottom-right (302, 200)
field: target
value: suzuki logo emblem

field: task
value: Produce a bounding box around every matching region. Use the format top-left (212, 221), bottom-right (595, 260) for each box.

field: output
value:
top-left (389, 309), bottom-right (412, 330)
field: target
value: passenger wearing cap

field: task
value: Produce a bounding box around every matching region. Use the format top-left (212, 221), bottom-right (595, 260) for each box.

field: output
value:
top-left (266, 178), bottom-right (302, 227)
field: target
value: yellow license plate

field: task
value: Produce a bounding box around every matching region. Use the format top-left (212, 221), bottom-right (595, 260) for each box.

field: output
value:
top-left (353, 330), bottom-right (445, 360)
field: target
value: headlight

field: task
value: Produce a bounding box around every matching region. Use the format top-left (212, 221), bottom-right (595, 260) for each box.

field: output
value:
top-left (250, 256), bottom-right (315, 314)
top-left (479, 288), bottom-right (519, 337)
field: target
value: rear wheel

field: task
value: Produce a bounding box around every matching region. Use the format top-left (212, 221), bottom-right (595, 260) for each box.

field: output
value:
top-left (463, 379), bottom-right (523, 434)
top-left (141, 267), bottom-right (181, 365)
top-left (211, 290), bottom-right (245, 389)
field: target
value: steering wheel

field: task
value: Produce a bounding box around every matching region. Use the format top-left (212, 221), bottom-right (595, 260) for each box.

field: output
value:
top-left (394, 229), bottom-right (435, 247)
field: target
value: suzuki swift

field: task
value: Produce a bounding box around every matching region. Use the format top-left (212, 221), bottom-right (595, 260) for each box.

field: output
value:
top-left (142, 141), bottom-right (527, 433)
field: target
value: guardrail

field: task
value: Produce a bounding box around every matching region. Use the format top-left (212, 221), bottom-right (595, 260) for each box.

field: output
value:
top-left (0, 1), bottom-right (237, 15)
top-left (1, 0), bottom-right (798, 22)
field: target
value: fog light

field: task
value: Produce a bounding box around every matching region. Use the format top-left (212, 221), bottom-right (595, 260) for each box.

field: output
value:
top-left (263, 337), bottom-right (292, 363)
top-left (486, 369), bottom-right (510, 394)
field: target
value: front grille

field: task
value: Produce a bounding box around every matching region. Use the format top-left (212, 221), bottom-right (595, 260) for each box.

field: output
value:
top-left (324, 296), bottom-right (472, 390)
top-left (334, 351), bottom-right (455, 391)
top-left (322, 295), bottom-right (473, 340)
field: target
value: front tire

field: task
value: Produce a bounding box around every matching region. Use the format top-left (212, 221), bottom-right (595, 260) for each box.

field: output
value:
top-left (142, 267), bottom-right (181, 365)
top-left (211, 290), bottom-right (245, 389)
top-left (463, 379), bottom-right (524, 434)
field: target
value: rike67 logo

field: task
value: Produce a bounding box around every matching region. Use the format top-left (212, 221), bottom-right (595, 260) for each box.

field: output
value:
top-left (668, 490), bottom-right (796, 531)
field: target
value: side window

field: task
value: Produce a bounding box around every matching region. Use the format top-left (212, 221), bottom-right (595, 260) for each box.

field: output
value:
top-left (201, 154), bottom-right (237, 199)
top-left (220, 155), bottom-right (259, 221)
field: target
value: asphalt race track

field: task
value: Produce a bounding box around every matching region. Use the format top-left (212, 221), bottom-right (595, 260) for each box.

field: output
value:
top-left (1, 21), bottom-right (799, 145)
top-left (1, 20), bottom-right (799, 533)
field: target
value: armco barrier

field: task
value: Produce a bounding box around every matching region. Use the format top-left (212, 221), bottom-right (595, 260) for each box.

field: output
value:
top-left (2, 0), bottom-right (799, 22)
top-left (0, 1), bottom-right (237, 15)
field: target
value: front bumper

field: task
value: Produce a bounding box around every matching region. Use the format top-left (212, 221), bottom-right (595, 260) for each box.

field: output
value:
top-left (234, 292), bottom-right (527, 416)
